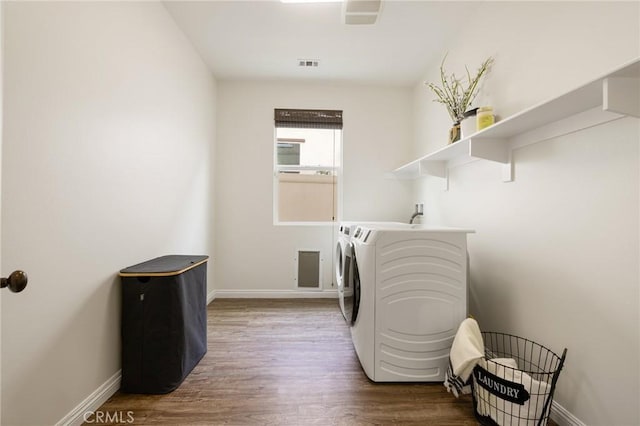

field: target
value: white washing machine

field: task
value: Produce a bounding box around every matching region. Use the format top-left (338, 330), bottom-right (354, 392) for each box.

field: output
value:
top-left (335, 222), bottom-right (355, 321)
top-left (335, 221), bottom-right (408, 322)
top-left (348, 224), bottom-right (473, 382)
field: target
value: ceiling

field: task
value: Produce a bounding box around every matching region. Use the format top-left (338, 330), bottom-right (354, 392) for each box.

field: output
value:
top-left (164, 1), bottom-right (480, 87)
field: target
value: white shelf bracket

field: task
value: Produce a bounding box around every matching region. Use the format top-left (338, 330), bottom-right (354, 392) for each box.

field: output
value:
top-left (468, 138), bottom-right (509, 163)
top-left (420, 160), bottom-right (446, 178)
top-left (421, 160), bottom-right (449, 191)
top-left (502, 148), bottom-right (514, 182)
top-left (603, 77), bottom-right (640, 118)
top-left (469, 138), bottom-right (513, 182)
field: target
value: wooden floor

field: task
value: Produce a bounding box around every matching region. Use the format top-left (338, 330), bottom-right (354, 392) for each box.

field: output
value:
top-left (92, 299), bottom-right (483, 425)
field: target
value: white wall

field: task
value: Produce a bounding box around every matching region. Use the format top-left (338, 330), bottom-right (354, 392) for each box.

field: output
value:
top-left (215, 81), bottom-right (413, 294)
top-left (0, 4), bottom-right (4, 422)
top-left (1, 2), bottom-right (216, 424)
top-left (412, 2), bottom-right (640, 425)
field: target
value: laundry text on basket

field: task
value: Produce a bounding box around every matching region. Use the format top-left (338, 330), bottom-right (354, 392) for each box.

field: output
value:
top-left (474, 365), bottom-right (530, 404)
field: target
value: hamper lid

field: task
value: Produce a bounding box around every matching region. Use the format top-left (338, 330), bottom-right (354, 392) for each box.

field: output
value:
top-left (119, 255), bottom-right (209, 277)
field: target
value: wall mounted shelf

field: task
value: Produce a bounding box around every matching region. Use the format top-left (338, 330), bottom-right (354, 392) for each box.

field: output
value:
top-left (391, 58), bottom-right (640, 188)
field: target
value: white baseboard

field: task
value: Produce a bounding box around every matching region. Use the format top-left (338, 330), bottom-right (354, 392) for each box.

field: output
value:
top-left (207, 289), bottom-right (216, 305)
top-left (213, 289), bottom-right (339, 299)
top-left (550, 401), bottom-right (585, 426)
top-left (56, 370), bottom-right (121, 426)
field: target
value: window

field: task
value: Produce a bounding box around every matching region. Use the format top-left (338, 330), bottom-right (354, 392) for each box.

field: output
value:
top-left (274, 109), bottom-right (342, 223)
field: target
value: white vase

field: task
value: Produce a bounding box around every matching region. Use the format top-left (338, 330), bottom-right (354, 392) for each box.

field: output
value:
top-left (460, 108), bottom-right (478, 139)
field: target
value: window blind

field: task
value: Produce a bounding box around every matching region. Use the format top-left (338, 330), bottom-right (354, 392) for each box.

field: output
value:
top-left (274, 109), bottom-right (343, 129)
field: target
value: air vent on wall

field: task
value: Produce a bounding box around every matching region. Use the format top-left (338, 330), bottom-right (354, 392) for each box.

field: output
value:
top-left (298, 59), bottom-right (319, 68)
top-left (342, 0), bottom-right (382, 25)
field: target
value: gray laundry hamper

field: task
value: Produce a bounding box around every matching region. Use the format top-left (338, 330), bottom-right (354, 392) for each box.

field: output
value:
top-left (120, 255), bottom-right (209, 394)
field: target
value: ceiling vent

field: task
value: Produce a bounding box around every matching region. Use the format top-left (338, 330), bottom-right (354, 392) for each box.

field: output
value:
top-left (298, 59), bottom-right (319, 68)
top-left (342, 0), bottom-right (382, 25)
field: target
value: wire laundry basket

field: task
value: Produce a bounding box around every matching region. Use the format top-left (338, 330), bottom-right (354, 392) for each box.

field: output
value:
top-left (471, 332), bottom-right (567, 426)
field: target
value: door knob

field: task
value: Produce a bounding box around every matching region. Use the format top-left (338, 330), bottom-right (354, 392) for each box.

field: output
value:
top-left (1, 270), bottom-right (28, 293)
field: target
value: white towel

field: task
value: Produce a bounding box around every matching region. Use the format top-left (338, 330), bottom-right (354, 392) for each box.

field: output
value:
top-left (476, 358), bottom-right (551, 426)
top-left (444, 318), bottom-right (484, 397)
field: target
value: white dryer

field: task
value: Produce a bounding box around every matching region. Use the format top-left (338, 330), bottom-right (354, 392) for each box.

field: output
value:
top-left (348, 224), bottom-right (473, 382)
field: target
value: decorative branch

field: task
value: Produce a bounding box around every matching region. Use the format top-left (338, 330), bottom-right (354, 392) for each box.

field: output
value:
top-left (426, 55), bottom-right (494, 123)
